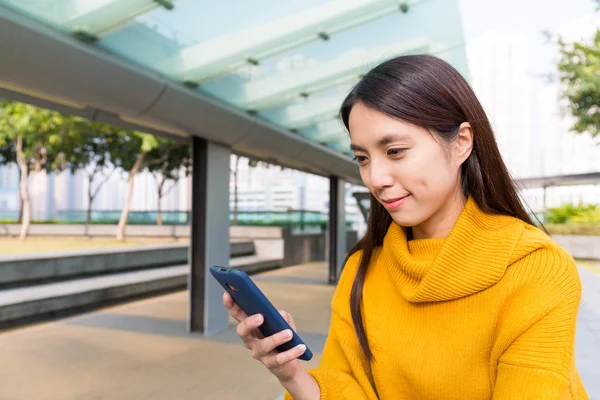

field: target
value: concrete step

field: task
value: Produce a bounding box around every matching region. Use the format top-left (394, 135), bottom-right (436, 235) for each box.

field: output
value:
top-left (231, 241), bottom-right (255, 257)
top-left (230, 255), bottom-right (282, 274)
top-left (0, 257), bottom-right (282, 330)
top-left (0, 266), bottom-right (188, 329)
top-left (1, 241), bottom-right (256, 289)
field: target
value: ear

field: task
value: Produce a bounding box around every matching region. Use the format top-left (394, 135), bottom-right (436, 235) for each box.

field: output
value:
top-left (455, 122), bottom-right (473, 165)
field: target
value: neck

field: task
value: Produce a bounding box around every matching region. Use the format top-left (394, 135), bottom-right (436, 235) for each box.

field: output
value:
top-left (411, 191), bottom-right (467, 240)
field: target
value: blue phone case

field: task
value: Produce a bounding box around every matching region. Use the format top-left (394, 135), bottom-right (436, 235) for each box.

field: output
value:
top-left (210, 266), bottom-right (313, 361)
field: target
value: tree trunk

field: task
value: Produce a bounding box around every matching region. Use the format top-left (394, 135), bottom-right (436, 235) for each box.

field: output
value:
top-left (17, 187), bottom-right (23, 223)
top-left (157, 180), bottom-right (163, 226)
top-left (233, 155), bottom-right (240, 225)
top-left (116, 153), bottom-right (145, 241)
top-left (152, 172), bottom-right (165, 226)
top-left (84, 174), bottom-right (93, 237)
top-left (86, 168), bottom-right (113, 236)
top-left (16, 134), bottom-right (30, 240)
top-left (157, 205), bottom-right (163, 225)
top-left (86, 174), bottom-right (94, 226)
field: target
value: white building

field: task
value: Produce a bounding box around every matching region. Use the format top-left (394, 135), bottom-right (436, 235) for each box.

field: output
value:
top-left (466, 30), bottom-right (532, 179)
top-left (0, 163), bottom-right (19, 213)
top-left (522, 15), bottom-right (600, 212)
top-left (229, 155), bottom-right (366, 234)
top-left (466, 24), bottom-right (600, 212)
top-left (533, 83), bottom-right (600, 209)
top-left (0, 164), bottom-right (190, 220)
top-left (0, 153), bottom-right (366, 234)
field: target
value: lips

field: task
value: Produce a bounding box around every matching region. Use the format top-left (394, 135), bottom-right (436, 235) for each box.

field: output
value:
top-left (380, 194), bottom-right (411, 210)
top-left (382, 194), bottom-right (410, 204)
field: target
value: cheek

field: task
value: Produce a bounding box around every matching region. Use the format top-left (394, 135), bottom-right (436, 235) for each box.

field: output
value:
top-left (406, 149), bottom-right (456, 193)
top-left (359, 167), bottom-right (371, 190)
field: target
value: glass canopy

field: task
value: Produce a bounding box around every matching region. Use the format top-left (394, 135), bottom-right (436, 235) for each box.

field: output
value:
top-left (0, 0), bottom-right (468, 159)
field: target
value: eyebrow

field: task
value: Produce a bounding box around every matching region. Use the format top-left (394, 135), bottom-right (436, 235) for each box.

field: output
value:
top-left (350, 133), bottom-right (413, 152)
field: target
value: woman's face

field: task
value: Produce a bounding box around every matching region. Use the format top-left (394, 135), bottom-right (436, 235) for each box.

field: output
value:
top-left (348, 102), bottom-right (472, 236)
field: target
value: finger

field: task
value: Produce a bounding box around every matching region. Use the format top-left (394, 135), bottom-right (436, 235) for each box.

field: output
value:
top-left (258, 329), bottom-right (293, 356)
top-left (279, 310), bottom-right (297, 331)
top-left (242, 335), bottom-right (258, 350)
top-left (264, 344), bottom-right (307, 369)
top-left (223, 292), bottom-right (248, 322)
top-left (236, 313), bottom-right (263, 339)
top-left (222, 291), bottom-right (233, 308)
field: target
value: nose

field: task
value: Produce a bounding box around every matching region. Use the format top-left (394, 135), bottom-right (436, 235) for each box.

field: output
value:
top-left (368, 158), bottom-right (394, 190)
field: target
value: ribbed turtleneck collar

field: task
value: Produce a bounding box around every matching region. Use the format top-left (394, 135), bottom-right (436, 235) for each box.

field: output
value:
top-left (381, 197), bottom-right (527, 303)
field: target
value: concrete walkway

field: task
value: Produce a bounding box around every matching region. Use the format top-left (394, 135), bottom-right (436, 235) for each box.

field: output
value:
top-left (576, 266), bottom-right (600, 399)
top-left (0, 262), bottom-right (333, 400)
top-left (0, 262), bottom-right (598, 399)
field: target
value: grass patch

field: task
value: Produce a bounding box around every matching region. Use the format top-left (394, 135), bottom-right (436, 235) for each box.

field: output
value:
top-left (544, 224), bottom-right (600, 236)
top-left (576, 259), bottom-right (600, 275)
top-left (0, 237), bottom-right (188, 256)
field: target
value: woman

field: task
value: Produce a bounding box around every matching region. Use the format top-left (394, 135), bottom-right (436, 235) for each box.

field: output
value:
top-left (223, 54), bottom-right (590, 399)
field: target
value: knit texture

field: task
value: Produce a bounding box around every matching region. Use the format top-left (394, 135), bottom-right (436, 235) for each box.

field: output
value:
top-left (284, 197), bottom-right (589, 399)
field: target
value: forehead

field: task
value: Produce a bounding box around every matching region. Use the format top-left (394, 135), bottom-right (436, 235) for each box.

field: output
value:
top-left (348, 103), bottom-right (426, 144)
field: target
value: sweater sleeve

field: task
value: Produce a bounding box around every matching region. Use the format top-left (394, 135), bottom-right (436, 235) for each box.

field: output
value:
top-left (492, 248), bottom-right (588, 400)
top-left (285, 252), bottom-right (379, 400)
top-left (284, 308), bottom-right (379, 400)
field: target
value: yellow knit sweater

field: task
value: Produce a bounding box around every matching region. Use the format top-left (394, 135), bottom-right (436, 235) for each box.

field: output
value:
top-left (285, 197), bottom-right (589, 399)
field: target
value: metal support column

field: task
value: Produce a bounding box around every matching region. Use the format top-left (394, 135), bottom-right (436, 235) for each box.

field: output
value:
top-left (543, 185), bottom-right (548, 210)
top-left (328, 176), bottom-right (347, 284)
top-left (189, 137), bottom-right (231, 335)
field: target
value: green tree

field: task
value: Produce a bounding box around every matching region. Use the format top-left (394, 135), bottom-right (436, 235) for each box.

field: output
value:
top-left (110, 132), bottom-right (179, 240)
top-left (556, 9), bottom-right (600, 139)
top-left (148, 141), bottom-right (191, 225)
top-left (0, 101), bottom-right (68, 239)
top-left (62, 121), bottom-right (116, 227)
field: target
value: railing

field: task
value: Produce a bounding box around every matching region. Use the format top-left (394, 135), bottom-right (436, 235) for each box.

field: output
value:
top-left (0, 209), bottom-right (355, 228)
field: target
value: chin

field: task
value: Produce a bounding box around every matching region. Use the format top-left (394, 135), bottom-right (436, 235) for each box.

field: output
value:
top-left (390, 214), bottom-right (422, 228)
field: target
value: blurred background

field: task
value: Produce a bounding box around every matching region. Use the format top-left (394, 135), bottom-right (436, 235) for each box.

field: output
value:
top-left (0, 0), bottom-right (598, 399)
top-left (2, 1), bottom-right (600, 241)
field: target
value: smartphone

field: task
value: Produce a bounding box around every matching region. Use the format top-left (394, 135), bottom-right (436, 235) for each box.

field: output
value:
top-left (210, 266), bottom-right (313, 361)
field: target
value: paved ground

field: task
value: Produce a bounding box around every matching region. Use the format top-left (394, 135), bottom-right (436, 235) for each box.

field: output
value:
top-left (0, 262), bottom-right (597, 400)
top-left (576, 266), bottom-right (600, 399)
top-left (0, 262), bottom-right (333, 400)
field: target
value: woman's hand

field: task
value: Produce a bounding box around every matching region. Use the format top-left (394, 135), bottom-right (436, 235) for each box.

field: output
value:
top-left (223, 291), bottom-right (307, 383)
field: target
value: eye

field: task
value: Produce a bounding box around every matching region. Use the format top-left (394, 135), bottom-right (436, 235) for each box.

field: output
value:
top-left (387, 148), bottom-right (407, 157)
top-left (352, 155), bottom-right (368, 164)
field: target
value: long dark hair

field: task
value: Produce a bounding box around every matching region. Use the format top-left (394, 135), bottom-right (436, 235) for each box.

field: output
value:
top-left (340, 54), bottom-right (535, 362)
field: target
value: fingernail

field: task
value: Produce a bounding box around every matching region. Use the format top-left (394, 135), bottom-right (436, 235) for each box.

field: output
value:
top-left (281, 330), bottom-right (292, 339)
top-left (296, 344), bottom-right (306, 353)
top-left (253, 314), bottom-right (262, 323)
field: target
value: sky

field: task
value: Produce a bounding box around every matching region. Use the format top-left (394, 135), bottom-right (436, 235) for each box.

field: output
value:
top-left (459, 0), bottom-right (598, 76)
